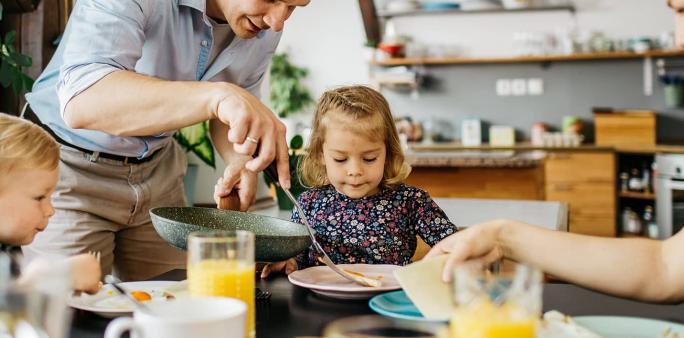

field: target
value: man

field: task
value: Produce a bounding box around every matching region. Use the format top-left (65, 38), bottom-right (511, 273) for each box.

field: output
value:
top-left (24, 0), bottom-right (309, 281)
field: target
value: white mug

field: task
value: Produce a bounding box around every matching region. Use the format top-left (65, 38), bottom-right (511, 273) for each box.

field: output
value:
top-left (104, 297), bottom-right (246, 338)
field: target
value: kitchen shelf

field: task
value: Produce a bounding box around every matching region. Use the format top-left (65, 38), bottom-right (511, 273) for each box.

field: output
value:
top-left (377, 4), bottom-right (574, 19)
top-left (371, 50), bottom-right (684, 66)
top-left (618, 191), bottom-right (655, 200)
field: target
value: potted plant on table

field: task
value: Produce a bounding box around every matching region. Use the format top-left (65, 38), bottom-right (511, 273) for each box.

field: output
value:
top-left (267, 52), bottom-right (313, 210)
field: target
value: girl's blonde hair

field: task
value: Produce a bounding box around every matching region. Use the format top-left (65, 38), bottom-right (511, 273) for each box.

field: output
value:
top-left (0, 114), bottom-right (60, 185)
top-left (300, 85), bottom-right (411, 188)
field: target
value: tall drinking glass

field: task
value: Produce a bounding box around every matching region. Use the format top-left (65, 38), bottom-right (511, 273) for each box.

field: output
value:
top-left (449, 264), bottom-right (542, 338)
top-left (187, 231), bottom-right (255, 338)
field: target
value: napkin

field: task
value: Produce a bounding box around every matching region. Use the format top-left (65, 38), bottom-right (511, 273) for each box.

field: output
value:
top-left (393, 255), bottom-right (451, 320)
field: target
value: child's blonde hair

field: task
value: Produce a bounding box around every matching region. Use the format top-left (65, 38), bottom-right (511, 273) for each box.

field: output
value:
top-left (0, 114), bottom-right (60, 187)
top-left (300, 85), bottom-right (411, 188)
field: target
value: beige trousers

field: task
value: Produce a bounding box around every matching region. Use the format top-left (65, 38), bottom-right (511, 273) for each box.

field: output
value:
top-left (23, 140), bottom-right (187, 281)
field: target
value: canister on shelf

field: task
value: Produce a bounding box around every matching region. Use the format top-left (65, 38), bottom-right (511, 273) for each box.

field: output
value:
top-left (531, 122), bottom-right (546, 146)
top-left (461, 118), bottom-right (482, 146)
top-left (562, 116), bottom-right (583, 136)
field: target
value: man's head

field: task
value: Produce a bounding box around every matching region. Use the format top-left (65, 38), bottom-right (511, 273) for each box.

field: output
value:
top-left (207, 0), bottom-right (310, 39)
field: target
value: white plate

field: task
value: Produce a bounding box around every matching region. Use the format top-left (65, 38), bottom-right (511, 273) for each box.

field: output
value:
top-left (288, 264), bottom-right (401, 300)
top-left (574, 316), bottom-right (684, 338)
top-left (67, 281), bottom-right (188, 318)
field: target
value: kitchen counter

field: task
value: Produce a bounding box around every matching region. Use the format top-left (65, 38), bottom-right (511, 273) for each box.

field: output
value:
top-left (409, 141), bottom-right (684, 154)
top-left (408, 150), bottom-right (545, 168)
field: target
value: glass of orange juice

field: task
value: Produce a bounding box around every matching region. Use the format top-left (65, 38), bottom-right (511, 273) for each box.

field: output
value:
top-left (449, 264), bottom-right (542, 338)
top-left (187, 230), bottom-right (255, 338)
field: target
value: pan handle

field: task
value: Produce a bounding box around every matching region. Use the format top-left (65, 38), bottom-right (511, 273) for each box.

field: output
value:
top-left (218, 190), bottom-right (241, 211)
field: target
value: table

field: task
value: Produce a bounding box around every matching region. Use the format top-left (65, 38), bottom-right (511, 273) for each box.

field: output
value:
top-left (70, 270), bottom-right (684, 338)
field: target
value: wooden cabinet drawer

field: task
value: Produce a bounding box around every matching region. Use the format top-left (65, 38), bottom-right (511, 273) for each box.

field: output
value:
top-left (545, 152), bottom-right (615, 184)
top-left (569, 216), bottom-right (616, 236)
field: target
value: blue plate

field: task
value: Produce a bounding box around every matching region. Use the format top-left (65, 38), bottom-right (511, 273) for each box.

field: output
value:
top-left (422, 2), bottom-right (460, 11)
top-left (368, 290), bottom-right (449, 323)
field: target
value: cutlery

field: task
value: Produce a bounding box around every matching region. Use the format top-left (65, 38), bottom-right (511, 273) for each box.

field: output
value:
top-left (104, 274), bottom-right (154, 313)
top-left (260, 163), bottom-right (381, 287)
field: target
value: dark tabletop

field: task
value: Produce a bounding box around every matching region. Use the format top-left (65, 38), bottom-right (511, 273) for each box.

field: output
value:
top-left (69, 269), bottom-right (684, 338)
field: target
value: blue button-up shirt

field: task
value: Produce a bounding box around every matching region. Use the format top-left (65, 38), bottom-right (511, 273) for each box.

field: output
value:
top-left (26, 0), bottom-right (281, 158)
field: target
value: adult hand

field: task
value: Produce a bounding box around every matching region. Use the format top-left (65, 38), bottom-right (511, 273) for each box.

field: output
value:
top-left (425, 220), bottom-right (506, 283)
top-left (214, 83), bottom-right (290, 190)
top-left (214, 167), bottom-right (257, 212)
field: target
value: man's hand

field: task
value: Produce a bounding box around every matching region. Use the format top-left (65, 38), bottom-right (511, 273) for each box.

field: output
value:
top-left (213, 83), bottom-right (290, 190)
top-left (214, 166), bottom-right (257, 212)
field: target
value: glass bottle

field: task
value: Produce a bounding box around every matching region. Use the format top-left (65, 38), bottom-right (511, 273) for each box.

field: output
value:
top-left (628, 168), bottom-right (643, 192)
top-left (619, 172), bottom-right (629, 192)
top-left (643, 205), bottom-right (658, 239)
top-left (622, 207), bottom-right (642, 235)
top-left (641, 162), bottom-right (651, 193)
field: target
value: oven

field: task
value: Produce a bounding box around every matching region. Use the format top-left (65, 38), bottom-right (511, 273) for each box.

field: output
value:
top-left (656, 154), bottom-right (684, 239)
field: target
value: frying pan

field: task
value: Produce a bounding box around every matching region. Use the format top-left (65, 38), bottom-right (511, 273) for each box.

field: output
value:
top-left (150, 189), bottom-right (311, 263)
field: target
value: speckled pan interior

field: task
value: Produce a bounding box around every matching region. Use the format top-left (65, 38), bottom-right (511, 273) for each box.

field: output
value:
top-left (150, 207), bottom-right (311, 262)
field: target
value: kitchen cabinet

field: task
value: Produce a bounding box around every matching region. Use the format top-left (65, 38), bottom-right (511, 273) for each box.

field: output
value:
top-left (406, 166), bottom-right (545, 201)
top-left (544, 151), bottom-right (616, 236)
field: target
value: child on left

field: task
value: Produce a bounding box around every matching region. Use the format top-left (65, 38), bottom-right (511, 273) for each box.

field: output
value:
top-left (0, 113), bottom-right (101, 293)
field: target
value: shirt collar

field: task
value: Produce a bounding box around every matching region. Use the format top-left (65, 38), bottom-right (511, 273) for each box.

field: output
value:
top-left (178, 0), bottom-right (206, 13)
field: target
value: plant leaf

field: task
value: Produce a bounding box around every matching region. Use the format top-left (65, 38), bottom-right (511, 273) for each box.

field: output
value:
top-left (0, 4), bottom-right (3, 21)
top-left (5, 31), bottom-right (16, 46)
top-left (175, 121), bottom-right (215, 168)
top-left (0, 60), bottom-right (12, 87)
top-left (192, 137), bottom-right (215, 168)
top-left (9, 52), bottom-right (31, 67)
top-left (289, 134), bottom-right (303, 150)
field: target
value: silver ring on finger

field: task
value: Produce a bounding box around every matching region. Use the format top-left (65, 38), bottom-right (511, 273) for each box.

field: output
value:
top-left (245, 136), bottom-right (259, 144)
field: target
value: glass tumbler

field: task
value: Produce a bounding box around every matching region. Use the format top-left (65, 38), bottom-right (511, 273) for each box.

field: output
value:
top-left (187, 230), bottom-right (255, 338)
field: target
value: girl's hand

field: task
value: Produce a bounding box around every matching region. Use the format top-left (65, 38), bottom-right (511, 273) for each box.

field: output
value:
top-left (260, 258), bottom-right (298, 279)
top-left (68, 254), bottom-right (102, 294)
top-left (425, 220), bottom-right (507, 283)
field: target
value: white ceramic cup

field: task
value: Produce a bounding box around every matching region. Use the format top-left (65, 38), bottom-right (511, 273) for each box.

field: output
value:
top-left (104, 297), bottom-right (246, 338)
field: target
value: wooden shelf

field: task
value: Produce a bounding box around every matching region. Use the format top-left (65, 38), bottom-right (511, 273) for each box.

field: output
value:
top-left (377, 5), bottom-right (574, 18)
top-left (618, 191), bottom-right (655, 200)
top-left (618, 233), bottom-right (649, 238)
top-left (371, 50), bottom-right (684, 66)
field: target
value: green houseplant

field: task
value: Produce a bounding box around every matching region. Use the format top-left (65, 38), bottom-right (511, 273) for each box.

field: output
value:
top-left (0, 4), bottom-right (34, 98)
top-left (266, 52), bottom-right (313, 210)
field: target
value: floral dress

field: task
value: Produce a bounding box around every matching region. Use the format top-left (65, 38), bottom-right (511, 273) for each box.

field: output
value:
top-left (291, 184), bottom-right (457, 268)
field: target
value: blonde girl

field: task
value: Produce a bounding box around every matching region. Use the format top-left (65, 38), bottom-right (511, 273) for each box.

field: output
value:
top-left (261, 86), bottom-right (457, 277)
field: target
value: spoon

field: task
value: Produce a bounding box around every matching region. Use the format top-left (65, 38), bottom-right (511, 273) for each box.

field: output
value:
top-left (104, 274), bottom-right (154, 313)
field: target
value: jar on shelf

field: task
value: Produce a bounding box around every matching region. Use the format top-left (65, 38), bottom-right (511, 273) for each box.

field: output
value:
top-left (628, 168), bottom-right (643, 192)
top-left (622, 207), bottom-right (642, 235)
top-left (643, 205), bottom-right (658, 239)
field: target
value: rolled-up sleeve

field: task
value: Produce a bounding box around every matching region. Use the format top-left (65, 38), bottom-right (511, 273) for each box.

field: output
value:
top-left (57, 0), bottom-right (149, 116)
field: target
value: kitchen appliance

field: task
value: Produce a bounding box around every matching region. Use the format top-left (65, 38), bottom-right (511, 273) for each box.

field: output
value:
top-left (656, 154), bottom-right (684, 239)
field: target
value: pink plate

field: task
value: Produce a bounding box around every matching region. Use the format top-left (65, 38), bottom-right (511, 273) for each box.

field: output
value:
top-left (288, 264), bottom-right (402, 300)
